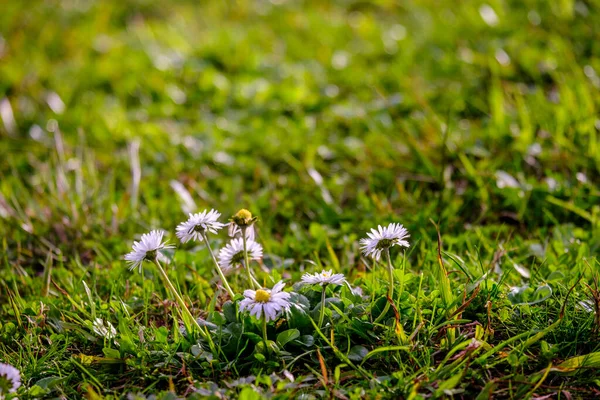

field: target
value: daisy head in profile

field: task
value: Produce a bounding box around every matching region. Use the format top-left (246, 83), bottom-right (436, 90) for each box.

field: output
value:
top-left (359, 223), bottom-right (410, 261)
top-left (176, 209), bottom-right (225, 243)
top-left (239, 281), bottom-right (291, 322)
top-left (0, 362), bottom-right (21, 395)
top-left (228, 208), bottom-right (257, 240)
top-left (92, 318), bottom-right (117, 340)
top-left (301, 269), bottom-right (345, 287)
top-left (124, 230), bottom-right (174, 273)
top-left (218, 238), bottom-right (263, 273)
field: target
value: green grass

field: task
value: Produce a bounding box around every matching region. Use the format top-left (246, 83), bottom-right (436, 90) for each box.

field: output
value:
top-left (1, 0), bottom-right (600, 398)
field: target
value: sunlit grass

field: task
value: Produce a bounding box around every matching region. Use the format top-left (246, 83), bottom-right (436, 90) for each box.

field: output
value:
top-left (1, 0), bottom-right (599, 398)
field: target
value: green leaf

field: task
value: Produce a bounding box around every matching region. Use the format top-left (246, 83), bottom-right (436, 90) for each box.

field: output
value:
top-left (296, 335), bottom-right (315, 347)
top-left (102, 347), bottom-right (120, 358)
top-left (28, 385), bottom-right (48, 397)
top-left (361, 346), bottom-right (411, 364)
top-left (276, 328), bottom-right (300, 347)
top-left (33, 376), bottom-right (65, 390)
top-left (243, 332), bottom-right (263, 344)
top-left (118, 318), bottom-right (137, 355)
top-left (435, 371), bottom-right (463, 397)
top-left (553, 352), bottom-right (600, 373)
top-left (208, 311), bottom-right (226, 326)
top-left (222, 301), bottom-right (237, 323)
top-left (239, 386), bottom-right (263, 400)
top-left (347, 345), bottom-right (369, 361)
top-left (155, 326), bottom-right (169, 343)
top-left (287, 304), bottom-right (311, 330)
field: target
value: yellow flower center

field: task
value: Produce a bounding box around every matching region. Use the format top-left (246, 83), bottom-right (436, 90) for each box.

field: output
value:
top-left (255, 289), bottom-right (271, 303)
top-left (232, 209), bottom-right (256, 226)
top-left (235, 209), bottom-right (253, 220)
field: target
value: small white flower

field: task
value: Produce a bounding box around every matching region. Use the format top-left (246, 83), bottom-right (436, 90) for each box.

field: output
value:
top-left (218, 238), bottom-right (263, 273)
top-left (124, 230), bottom-right (174, 273)
top-left (239, 281), bottom-right (291, 322)
top-left (301, 269), bottom-right (345, 286)
top-left (93, 318), bottom-right (117, 339)
top-left (359, 223), bottom-right (410, 261)
top-left (176, 209), bottom-right (225, 243)
top-left (228, 222), bottom-right (255, 241)
top-left (0, 363), bottom-right (21, 394)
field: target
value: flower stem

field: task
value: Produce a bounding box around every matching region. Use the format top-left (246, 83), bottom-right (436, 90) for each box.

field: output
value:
top-left (201, 232), bottom-right (235, 299)
top-left (152, 259), bottom-right (204, 337)
top-left (318, 285), bottom-right (327, 328)
top-left (242, 227), bottom-right (261, 289)
top-left (373, 248), bottom-right (394, 324)
top-left (262, 314), bottom-right (269, 353)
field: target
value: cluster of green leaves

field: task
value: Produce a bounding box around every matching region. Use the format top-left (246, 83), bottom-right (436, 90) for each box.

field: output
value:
top-left (1, 0), bottom-right (599, 398)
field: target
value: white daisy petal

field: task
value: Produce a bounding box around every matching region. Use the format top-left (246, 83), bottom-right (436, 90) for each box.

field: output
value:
top-left (271, 292), bottom-right (290, 301)
top-left (360, 223), bottom-right (410, 260)
top-left (228, 223), bottom-right (255, 241)
top-left (273, 297), bottom-right (290, 310)
top-left (251, 303), bottom-right (263, 319)
top-left (301, 269), bottom-right (346, 286)
top-left (217, 238), bottom-right (263, 273)
top-left (271, 281), bottom-right (285, 294)
top-left (238, 281), bottom-right (291, 323)
top-left (93, 318), bottom-right (117, 339)
top-left (176, 209), bottom-right (225, 243)
top-left (262, 304), bottom-right (274, 322)
top-left (0, 362), bottom-right (21, 393)
top-left (124, 230), bottom-right (173, 273)
top-left (239, 298), bottom-right (252, 311)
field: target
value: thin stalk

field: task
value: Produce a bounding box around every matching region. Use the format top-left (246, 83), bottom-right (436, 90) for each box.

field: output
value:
top-left (373, 248), bottom-right (394, 324)
top-left (242, 227), bottom-right (261, 289)
top-left (262, 314), bottom-right (269, 353)
top-left (41, 253), bottom-right (52, 297)
top-left (201, 232), bottom-right (235, 299)
top-left (318, 285), bottom-right (327, 328)
top-left (152, 259), bottom-right (204, 337)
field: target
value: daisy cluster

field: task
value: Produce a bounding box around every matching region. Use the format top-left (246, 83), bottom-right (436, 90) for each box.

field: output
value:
top-left (6, 212), bottom-right (410, 394)
top-left (121, 208), bottom-right (410, 348)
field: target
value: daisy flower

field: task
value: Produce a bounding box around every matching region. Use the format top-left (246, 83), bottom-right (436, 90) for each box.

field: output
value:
top-left (359, 223), bottom-right (410, 261)
top-left (218, 238), bottom-right (263, 273)
top-left (228, 208), bottom-right (257, 240)
top-left (176, 210), bottom-right (236, 298)
top-left (93, 318), bottom-right (117, 339)
top-left (0, 363), bottom-right (21, 394)
top-left (124, 230), bottom-right (174, 273)
top-left (176, 209), bottom-right (225, 243)
top-left (301, 269), bottom-right (345, 286)
top-left (239, 281), bottom-right (291, 322)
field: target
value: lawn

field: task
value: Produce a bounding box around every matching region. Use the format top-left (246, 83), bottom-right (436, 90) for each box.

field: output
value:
top-left (1, 0), bottom-right (599, 398)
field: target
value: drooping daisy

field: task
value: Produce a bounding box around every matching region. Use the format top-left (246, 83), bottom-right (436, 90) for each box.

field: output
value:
top-left (239, 281), bottom-right (291, 322)
top-left (301, 269), bottom-right (345, 286)
top-left (93, 318), bottom-right (117, 339)
top-left (0, 363), bottom-right (21, 394)
top-left (176, 209), bottom-right (225, 243)
top-left (124, 230), bottom-right (174, 273)
top-left (218, 238), bottom-right (263, 273)
top-left (228, 208), bottom-right (257, 240)
top-left (359, 223), bottom-right (410, 261)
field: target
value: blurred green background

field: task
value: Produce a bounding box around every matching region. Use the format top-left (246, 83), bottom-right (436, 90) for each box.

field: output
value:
top-left (1, 1), bottom-right (600, 397)
top-left (0, 0), bottom-right (599, 267)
